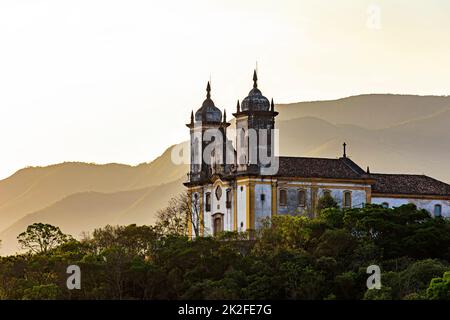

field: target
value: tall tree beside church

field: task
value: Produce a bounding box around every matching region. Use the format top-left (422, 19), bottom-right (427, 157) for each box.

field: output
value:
top-left (155, 192), bottom-right (205, 237)
top-left (156, 192), bottom-right (190, 236)
top-left (190, 193), bottom-right (205, 237)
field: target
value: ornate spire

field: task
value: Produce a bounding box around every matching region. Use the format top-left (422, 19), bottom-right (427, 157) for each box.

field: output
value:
top-left (343, 142), bottom-right (347, 158)
top-left (366, 166), bottom-right (370, 174)
top-left (253, 69), bottom-right (258, 88)
top-left (271, 98), bottom-right (274, 112)
top-left (206, 81), bottom-right (211, 99)
top-left (236, 100), bottom-right (240, 113)
top-left (223, 109), bottom-right (227, 123)
top-left (190, 110), bottom-right (194, 124)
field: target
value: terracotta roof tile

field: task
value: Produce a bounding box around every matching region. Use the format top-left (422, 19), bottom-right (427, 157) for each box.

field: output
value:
top-left (370, 173), bottom-right (450, 197)
top-left (276, 156), bottom-right (366, 180)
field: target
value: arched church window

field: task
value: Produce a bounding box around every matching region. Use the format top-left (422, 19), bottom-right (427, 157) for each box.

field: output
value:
top-left (205, 193), bottom-right (211, 212)
top-left (343, 191), bottom-right (352, 208)
top-left (213, 213), bottom-right (224, 236)
top-left (323, 190), bottom-right (331, 198)
top-left (298, 189), bottom-right (306, 207)
top-left (279, 189), bottom-right (287, 206)
top-left (226, 189), bottom-right (232, 208)
top-left (434, 204), bottom-right (442, 217)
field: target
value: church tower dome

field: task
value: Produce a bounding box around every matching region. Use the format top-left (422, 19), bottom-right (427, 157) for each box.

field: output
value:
top-left (241, 70), bottom-right (270, 112)
top-left (195, 81), bottom-right (222, 123)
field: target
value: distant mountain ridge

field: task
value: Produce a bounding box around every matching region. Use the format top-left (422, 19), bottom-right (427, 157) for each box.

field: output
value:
top-left (0, 178), bottom-right (185, 255)
top-left (276, 94), bottom-right (450, 129)
top-left (0, 146), bottom-right (188, 255)
top-left (1, 94), bottom-right (449, 255)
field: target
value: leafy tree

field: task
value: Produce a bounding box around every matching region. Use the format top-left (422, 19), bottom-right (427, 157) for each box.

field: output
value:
top-left (2, 204), bottom-right (450, 300)
top-left (363, 286), bottom-right (393, 300)
top-left (317, 193), bottom-right (338, 213)
top-left (23, 284), bottom-right (59, 300)
top-left (190, 193), bottom-right (203, 237)
top-left (91, 224), bottom-right (158, 257)
top-left (427, 271), bottom-right (450, 300)
top-left (320, 208), bottom-right (344, 228)
top-left (396, 259), bottom-right (448, 298)
top-left (17, 223), bottom-right (72, 254)
top-left (333, 271), bottom-right (360, 300)
top-left (155, 192), bottom-right (190, 236)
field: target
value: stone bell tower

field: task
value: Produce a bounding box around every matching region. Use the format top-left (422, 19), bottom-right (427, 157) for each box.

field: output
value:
top-left (186, 82), bottom-right (230, 183)
top-left (233, 71), bottom-right (278, 175)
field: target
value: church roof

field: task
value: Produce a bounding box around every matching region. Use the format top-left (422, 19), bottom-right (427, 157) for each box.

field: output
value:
top-left (370, 173), bottom-right (450, 197)
top-left (274, 157), bottom-right (450, 197)
top-left (276, 156), bottom-right (367, 180)
top-left (195, 82), bottom-right (222, 123)
top-left (241, 70), bottom-right (271, 112)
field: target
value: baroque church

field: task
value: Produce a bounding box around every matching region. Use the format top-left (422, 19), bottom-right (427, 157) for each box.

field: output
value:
top-left (184, 71), bottom-right (450, 237)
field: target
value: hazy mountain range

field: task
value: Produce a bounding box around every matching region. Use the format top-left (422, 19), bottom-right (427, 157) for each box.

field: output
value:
top-left (1, 94), bottom-right (449, 255)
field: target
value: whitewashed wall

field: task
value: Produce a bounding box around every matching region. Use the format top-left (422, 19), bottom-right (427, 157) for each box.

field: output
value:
top-left (202, 187), bottom-right (213, 236)
top-left (276, 181), bottom-right (370, 214)
top-left (372, 197), bottom-right (450, 217)
top-left (225, 193), bottom-right (234, 232)
top-left (254, 183), bottom-right (272, 229)
top-left (192, 180), bottom-right (449, 238)
top-left (318, 188), bottom-right (367, 209)
top-left (237, 184), bottom-right (247, 231)
top-left (200, 182), bottom-right (236, 234)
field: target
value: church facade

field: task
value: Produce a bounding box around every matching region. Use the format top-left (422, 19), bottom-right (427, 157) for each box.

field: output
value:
top-left (184, 72), bottom-right (450, 237)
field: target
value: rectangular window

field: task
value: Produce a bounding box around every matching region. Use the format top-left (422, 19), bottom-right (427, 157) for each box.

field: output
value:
top-left (226, 189), bottom-right (232, 209)
top-left (279, 189), bottom-right (287, 206)
top-left (298, 190), bottom-right (306, 207)
top-left (343, 191), bottom-right (352, 208)
top-left (205, 193), bottom-right (211, 212)
top-left (434, 204), bottom-right (442, 217)
top-left (213, 214), bottom-right (224, 236)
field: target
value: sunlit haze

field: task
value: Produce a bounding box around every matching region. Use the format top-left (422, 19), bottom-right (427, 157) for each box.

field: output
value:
top-left (1, 0), bottom-right (449, 179)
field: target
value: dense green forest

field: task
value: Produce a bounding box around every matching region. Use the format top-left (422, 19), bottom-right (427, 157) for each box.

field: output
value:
top-left (0, 198), bottom-right (449, 300)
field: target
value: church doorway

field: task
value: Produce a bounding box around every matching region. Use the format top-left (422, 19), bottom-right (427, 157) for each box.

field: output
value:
top-left (212, 213), bottom-right (224, 236)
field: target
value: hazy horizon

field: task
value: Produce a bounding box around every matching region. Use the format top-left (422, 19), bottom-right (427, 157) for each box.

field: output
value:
top-left (1, 0), bottom-right (450, 179)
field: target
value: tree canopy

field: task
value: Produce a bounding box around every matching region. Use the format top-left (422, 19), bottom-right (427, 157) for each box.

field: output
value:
top-left (0, 203), bottom-right (449, 300)
top-left (17, 223), bottom-right (72, 254)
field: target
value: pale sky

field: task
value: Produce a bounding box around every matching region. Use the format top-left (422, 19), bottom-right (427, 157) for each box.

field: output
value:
top-left (1, 0), bottom-right (449, 179)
